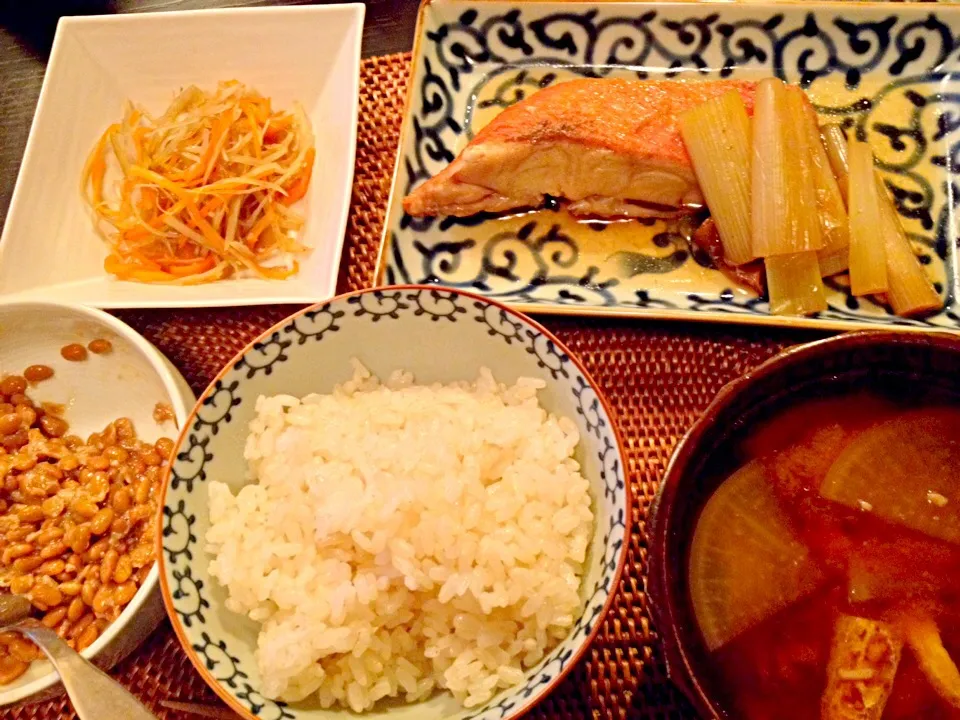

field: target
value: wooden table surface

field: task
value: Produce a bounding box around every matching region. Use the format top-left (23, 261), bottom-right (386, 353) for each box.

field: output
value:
top-left (0, 0), bottom-right (418, 232)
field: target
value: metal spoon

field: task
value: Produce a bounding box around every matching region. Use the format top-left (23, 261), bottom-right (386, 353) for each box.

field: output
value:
top-left (0, 594), bottom-right (159, 719)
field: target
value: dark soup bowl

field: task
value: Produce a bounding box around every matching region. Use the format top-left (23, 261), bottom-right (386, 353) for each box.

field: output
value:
top-left (647, 330), bottom-right (960, 719)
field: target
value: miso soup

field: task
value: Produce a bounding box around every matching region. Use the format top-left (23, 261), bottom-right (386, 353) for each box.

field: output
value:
top-left (688, 391), bottom-right (960, 719)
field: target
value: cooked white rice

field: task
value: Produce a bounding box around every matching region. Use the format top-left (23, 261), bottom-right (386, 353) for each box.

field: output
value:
top-left (205, 362), bottom-right (594, 711)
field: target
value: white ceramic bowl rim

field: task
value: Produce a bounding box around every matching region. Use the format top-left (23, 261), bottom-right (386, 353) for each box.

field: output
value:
top-left (0, 300), bottom-right (193, 705)
top-left (158, 284), bottom-right (633, 720)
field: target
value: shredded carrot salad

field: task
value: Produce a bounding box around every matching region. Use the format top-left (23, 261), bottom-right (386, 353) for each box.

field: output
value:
top-left (82, 81), bottom-right (315, 284)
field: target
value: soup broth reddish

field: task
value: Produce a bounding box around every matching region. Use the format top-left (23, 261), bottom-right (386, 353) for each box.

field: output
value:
top-left (689, 392), bottom-right (960, 719)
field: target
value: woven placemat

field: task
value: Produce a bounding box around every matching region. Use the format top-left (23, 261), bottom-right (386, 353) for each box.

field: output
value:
top-left (11, 53), bottom-right (826, 720)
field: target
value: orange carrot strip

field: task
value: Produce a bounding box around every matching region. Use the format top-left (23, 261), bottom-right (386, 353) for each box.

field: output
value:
top-left (280, 148), bottom-right (315, 206)
top-left (129, 269), bottom-right (177, 283)
top-left (185, 206), bottom-right (227, 253)
top-left (104, 255), bottom-right (126, 276)
top-left (122, 227), bottom-right (153, 243)
top-left (87, 124), bottom-right (120, 206)
top-left (249, 97), bottom-right (270, 124)
top-left (165, 256), bottom-right (217, 277)
top-left (198, 113), bottom-right (234, 183)
top-left (132, 127), bottom-right (149, 165)
top-left (127, 167), bottom-right (226, 253)
top-left (197, 196), bottom-right (224, 218)
top-left (263, 114), bottom-right (293, 143)
top-left (104, 255), bottom-right (167, 280)
top-left (139, 186), bottom-right (157, 216)
top-left (167, 113), bottom-right (232, 185)
top-left (244, 210), bottom-right (275, 248)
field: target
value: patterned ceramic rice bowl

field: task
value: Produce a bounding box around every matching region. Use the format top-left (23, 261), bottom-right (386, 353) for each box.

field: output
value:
top-left (158, 285), bottom-right (630, 720)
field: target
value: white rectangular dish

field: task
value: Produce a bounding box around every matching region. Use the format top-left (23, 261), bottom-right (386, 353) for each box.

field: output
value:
top-left (0, 5), bottom-right (364, 308)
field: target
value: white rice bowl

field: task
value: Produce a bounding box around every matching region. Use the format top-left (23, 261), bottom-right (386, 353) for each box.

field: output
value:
top-left (205, 362), bottom-right (594, 712)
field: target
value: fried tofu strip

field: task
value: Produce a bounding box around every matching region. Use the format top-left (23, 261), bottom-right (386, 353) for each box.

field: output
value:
top-left (822, 615), bottom-right (903, 720)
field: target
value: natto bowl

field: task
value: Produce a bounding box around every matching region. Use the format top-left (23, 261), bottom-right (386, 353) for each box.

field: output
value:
top-left (158, 285), bottom-right (631, 720)
top-left (647, 329), bottom-right (960, 718)
top-left (0, 300), bottom-right (194, 706)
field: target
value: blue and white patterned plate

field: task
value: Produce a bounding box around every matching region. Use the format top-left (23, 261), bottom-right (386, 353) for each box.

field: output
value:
top-left (158, 286), bottom-right (630, 720)
top-left (378, 0), bottom-right (960, 332)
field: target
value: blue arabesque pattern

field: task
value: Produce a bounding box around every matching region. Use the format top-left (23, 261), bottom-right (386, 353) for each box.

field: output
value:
top-left (383, 3), bottom-right (960, 329)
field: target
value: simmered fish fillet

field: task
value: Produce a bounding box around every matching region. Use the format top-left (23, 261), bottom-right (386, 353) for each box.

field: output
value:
top-left (403, 78), bottom-right (756, 219)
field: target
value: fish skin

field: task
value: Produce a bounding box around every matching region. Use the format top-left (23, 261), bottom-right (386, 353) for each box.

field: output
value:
top-left (403, 78), bottom-right (757, 219)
